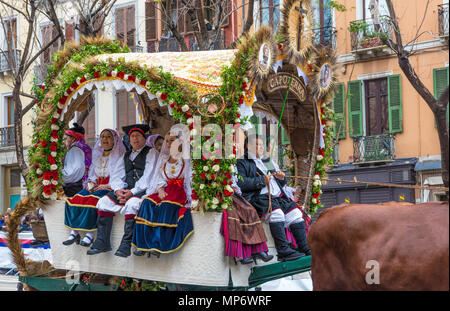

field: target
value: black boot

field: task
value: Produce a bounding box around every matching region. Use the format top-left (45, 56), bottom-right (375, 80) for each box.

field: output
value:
top-left (269, 222), bottom-right (305, 262)
top-left (114, 218), bottom-right (135, 257)
top-left (289, 222), bottom-right (311, 256)
top-left (252, 251), bottom-right (274, 263)
top-left (87, 216), bottom-right (113, 255)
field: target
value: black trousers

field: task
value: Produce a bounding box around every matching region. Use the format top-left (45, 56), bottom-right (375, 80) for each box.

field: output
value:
top-left (63, 181), bottom-right (83, 197)
top-left (249, 194), bottom-right (297, 217)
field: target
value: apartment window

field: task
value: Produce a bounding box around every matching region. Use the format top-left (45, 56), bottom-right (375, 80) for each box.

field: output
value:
top-left (1, 17), bottom-right (17, 51)
top-left (115, 5), bottom-right (136, 50)
top-left (433, 66), bottom-right (449, 126)
top-left (258, 0), bottom-right (281, 33)
top-left (41, 23), bottom-right (62, 66)
top-left (6, 96), bottom-right (14, 126)
top-left (116, 90), bottom-right (136, 134)
top-left (347, 75), bottom-right (402, 137)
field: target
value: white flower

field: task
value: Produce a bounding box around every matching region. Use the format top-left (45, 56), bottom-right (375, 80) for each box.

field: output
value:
top-left (212, 198), bottom-right (219, 205)
top-left (199, 184), bottom-right (205, 190)
top-left (64, 92), bottom-right (69, 97)
top-left (191, 129), bottom-right (198, 136)
top-left (124, 74), bottom-right (129, 80)
top-left (235, 118), bottom-right (240, 123)
top-left (76, 77), bottom-right (81, 85)
top-left (229, 166), bottom-right (234, 173)
top-left (186, 118), bottom-right (194, 125)
top-left (222, 203), bottom-right (228, 210)
top-left (156, 91), bottom-right (162, 98)
top-left (145, 81), bottom-right (151, 89)
top-left (211, 182), bottom-right (217, 188)
top-left (212, 164), bottom-right (220, 172)
top-left (57, 102), bottom-right (64, 109)
top-left (69, 87), bottom-right (74, 92)
top-left (51, 152), bottom-right (57, 158)
top-left (50, 137), bottom-right (58, 142)
top-left (313, 180), bottom-right (319, 187)
top-left (225, 185), bottom-right (233, 193)
top-left (229, 154), bottom-right (236, 159)
top-left (54, 113), bottom-right (60, 119)
top-left (42, 180), bottom-right (50, 186)
top-left (51, 124), bottom-right (59, 131)
top-left (84, 74), bottom-right (90, 80)
top-left (36, 168), bottom-right (43, 175)
top-left (181, 105), bottom-right (189, 112)
top-left (42, 193), bottom-right (50, 199)
top-left (51, 180), bottom-right (58, 185)
top-left (191, 200), bottom-right (199, 208)
top-left (317, 155), bottom-right (324, 161)
top-left (312, 198), bottom-right (317, 204)
top-left (203, 166), bottom-right (209, 172)
top-left (111, 70), bottom-right (118, 77)
top-left (314, 174), bottom-right (320, 180)
top-left (210, 156), bottom-right (216, 161)
top-left (243, 77), bottom-right (249, 83)
top-left (319, 189), bottom-right (323, 194)
top-left (50, 192), bottom-right (58, 200)
top-left (210, 204), bottom-right (217, 210)
top-left (135, 77), bottom-right (141, 85)
top-left (214, 142), bottom-right (220, 149)
top-left (50, 164), bottom-right (58, 171)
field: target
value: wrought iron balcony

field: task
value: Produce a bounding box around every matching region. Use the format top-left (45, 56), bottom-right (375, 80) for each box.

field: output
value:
top-left (0, 49), bottom-right (21, 72)
top-left (353, 134), bottom-right (395, 163)
top-left (0, 126), bottom-right (15, 148)
top-left (438, 3), bottom-right (449, 38)
top-left (349, 16), bottom-right (392, 52)
top-left (312, 26), bottom-right (337, 50)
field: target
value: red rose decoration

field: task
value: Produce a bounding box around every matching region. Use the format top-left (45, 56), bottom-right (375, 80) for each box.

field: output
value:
top-left (50, 144), bottom-right (57, 152)
top-left (71, 82), bottom-right (79, 89)
top-left (211, 174), bottom-right (216, 180)
top-left (238, 96), bottom-right (244, 105)
top-left (128, 75), bottom-right (136, 82)
top-left (161, 93), bottom-right (168, 101)
top-left (200, 173), bottom-right (206, 179)
top-left (48, 156), bottom-right (56, 165)
top-left (43, 186), bottom-right (52, 195)
top-left (222, 179), bottom-right (228, 186)
top-left (170, 102), bottom-right (177, 109)
top-left (117, 72), bottom-right (125, 79)
top-left (43, 171), bottom-right (52, 180)
top-left (191, 193), bottom-right (199, 200)
top-left (51, 118), bottom-right (58, 124)
top-left (51, 131), bottom-right (58, 139)
top-left (94, 71), bottom-right (100, 78)
top-left (224, 190), bottom-right (232, 196)
top-left (214, 159), bottom-right (220, 164)
top-left (41, 85), bottom-right (45, 90)
top-left (80, 77), bottom-right (87, 84)
top-left (40, 141), bottom-right (47, 147)
top-left (140, 79), bottom-right (147, 86)
top-left (185, 111), bottom-right (192, 118)
top-left (235, 112), bottom-right (241, 118)
top-left (225, 173), bottom-right (232, 179)
top-left (242, 82), bottom-right (247, 89)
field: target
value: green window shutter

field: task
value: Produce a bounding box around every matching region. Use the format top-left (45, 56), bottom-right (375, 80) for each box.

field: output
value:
top-left (347, 80), bottom-right (363, 137)
top-left (250, 115), bottom-right (261, 135)
top-left (433, 67), bottom-right (449, 126)
top-left (281, 127), bottom-right (290, 144)
top-left (388, 74), bottom-right (403, 133)
top-left (332, 83), bottom-right (346, 139)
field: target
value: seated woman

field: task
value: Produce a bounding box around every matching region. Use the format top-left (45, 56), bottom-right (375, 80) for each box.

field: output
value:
top-left (63, 129), bottom-right (126, 246)
top-left (221, 173), bottom-right (274, 265)
top-left (132, 128), bottom-right (194, 257)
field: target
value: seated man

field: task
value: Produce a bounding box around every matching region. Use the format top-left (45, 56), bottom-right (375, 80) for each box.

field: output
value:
top-left (236, 134), bottom-right (311, 262)
top-left (62, 123), bottom-right (92, 197)
top-left (87, 124), bottom-right (157, 257)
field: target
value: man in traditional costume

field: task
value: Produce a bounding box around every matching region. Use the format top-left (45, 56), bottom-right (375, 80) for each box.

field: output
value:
top-left (236, 134), bottom-right (311, 262)
top-left (132, 128), bottom-right (194, 257)
top-left (87, 124), bottom-right (157, 257)
top-left (63, 129), bottom-right (126, 247)
top-left (62, 123), bottom-right (92, 197)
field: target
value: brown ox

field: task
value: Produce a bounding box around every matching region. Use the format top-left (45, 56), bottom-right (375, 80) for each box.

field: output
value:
top-left (308, 201), bottom-right (449, 290)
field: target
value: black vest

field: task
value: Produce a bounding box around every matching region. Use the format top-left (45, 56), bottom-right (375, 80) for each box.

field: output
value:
top-left (124, 146), bottom-right (150, 189)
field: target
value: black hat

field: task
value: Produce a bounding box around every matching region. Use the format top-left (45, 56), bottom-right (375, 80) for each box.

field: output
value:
top-left (70, 122), bottom-right (85, 135)
top-left (122, 124), bottom-right (150, 137)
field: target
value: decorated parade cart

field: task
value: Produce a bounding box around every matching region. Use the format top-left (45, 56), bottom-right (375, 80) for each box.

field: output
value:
top-left (7, 0), bottom-right (338, 291)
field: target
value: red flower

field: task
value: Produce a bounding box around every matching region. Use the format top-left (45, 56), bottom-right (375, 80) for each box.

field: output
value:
top-left (242, 82), bottom-right (247, 89)
top-left (189, 123), bottom-right (194, 130)
top-left (48, 156), bottom-right (56, 165)
top-left (161, 93), bottom-right (168, 101)
top-left (80, 77), bottom-right (87, 84)
top-left (191, 193), bottom-right (199, 200)
top-left (117, 72), bottom-right (125, 79)
top-left (52, 171), bottom-right (59, 179)
top-left (71, 82), bottom-right (79, 89)
top-left (94, 71), bottom-right (100, 78)
top-left (170, 102), bottom-right (177, 109)
top-left (43, 171), bottom-right (52, 180)
top-left (128, 75), bottom-right (136, 82)
top-left (224, 190), bottom-right (232, 196)
top-left (51, 118), bottom-right (58, 124)
top-left (140, 79), bottom-right (147, 86)
top-left (201, 156), bottom-right (207, 161)
top-left (225, 172), bottom-right (232, 179)
top-left (238, 95), bottom-right (244, 105)
top-left (235, 112), bottom-right (240, 118)
top-left (211, 174), bottom-right (216, 180)
top-left (51, 131), bottom-right (59, 139)
top-left (214, 159), bottom-right (220, 164)
top-left (59, 96), bottom-right (67, 104)
top-left (41, 85), bottom-right (45, 90)
top-left (200, 173), bottom-right (206, 179)
top-left (43, 185), bottom-right (52, 195)
top-left (222, 179), bottom-right (228, 186)
top-left (40, 141), bottom-right (47, 147)
top-left (50, 144), bottom-right (57, 152)
top-left (185, 111), bottom-right (192, 118)
top-left (219, 197), bottom-right (223, 202)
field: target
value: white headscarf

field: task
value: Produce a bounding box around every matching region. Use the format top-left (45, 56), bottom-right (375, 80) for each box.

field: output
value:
top-left (145, 125), bottom-right (192, 204)
top-left (90, 129), bottom-right (126, 179)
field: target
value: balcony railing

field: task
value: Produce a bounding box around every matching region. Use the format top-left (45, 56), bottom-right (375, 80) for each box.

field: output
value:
top-left (0, 126), bottom-right (15, 147)
top-left (0, 49), bottom-right (21, 72)
top-left (350, 16), bottom-right (392, 51)
top-left (353, 134), bottom-right (395, 163)
top-left (438, 3), bottom-right (449, 38)
top-left (312, 26), bottom-right (337, 50)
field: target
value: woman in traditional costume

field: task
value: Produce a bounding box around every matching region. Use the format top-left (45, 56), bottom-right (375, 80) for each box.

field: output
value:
top-left (63, 129), bottom-right (126, 246)
top-left (132, 128), bottom-right (194, 257)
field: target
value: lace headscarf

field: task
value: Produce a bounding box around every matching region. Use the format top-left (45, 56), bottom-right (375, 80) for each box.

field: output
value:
top-left (146, 134), bottom-right (164, 149)
top-left (90, 129), bottom-right (126, 180)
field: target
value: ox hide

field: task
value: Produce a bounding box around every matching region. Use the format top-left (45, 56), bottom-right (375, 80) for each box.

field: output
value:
top-left (308, 201), bottom-right (449, 290)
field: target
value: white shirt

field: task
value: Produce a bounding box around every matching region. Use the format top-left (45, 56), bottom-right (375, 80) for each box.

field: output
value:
top-left (153, 157), bottom-right (185, 192)
top-left (247, 152), bottom-right (282, 197)
top-left (62, 145), bottom-right (85, 184)
top-left (109, 147), bottom-right (158, 194)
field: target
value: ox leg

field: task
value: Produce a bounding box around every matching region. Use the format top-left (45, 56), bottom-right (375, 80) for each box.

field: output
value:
top-left (269, 222), bottom-right (305, 261)
top-left (289, 221), bottom-right (311, 256)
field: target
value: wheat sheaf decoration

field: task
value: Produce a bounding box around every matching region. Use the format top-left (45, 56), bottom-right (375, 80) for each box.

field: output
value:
top-left (279, 0), bottom-right (314, 65)
top-left (246, 26), bottom-right (277, 86)
top-left (310, 47), bottom-right (338, 100)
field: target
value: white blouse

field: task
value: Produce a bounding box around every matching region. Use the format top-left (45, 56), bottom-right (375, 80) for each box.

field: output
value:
top-left (88, 155), bottom-right (110, 183)
top-left (154, 158), bottom-right (185, 191)
top-left (62, 146), bottom-right (85, 184)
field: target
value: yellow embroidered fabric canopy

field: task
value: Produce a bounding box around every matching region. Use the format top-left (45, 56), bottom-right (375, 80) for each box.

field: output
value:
top-left (95, 49), bottom-right (237, 95)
